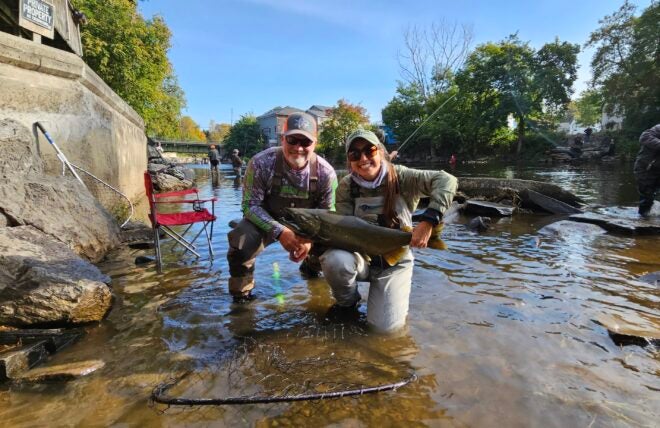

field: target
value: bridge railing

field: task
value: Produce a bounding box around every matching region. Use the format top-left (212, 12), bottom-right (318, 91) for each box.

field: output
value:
top-left (155, 140), bottom-right (224, 155)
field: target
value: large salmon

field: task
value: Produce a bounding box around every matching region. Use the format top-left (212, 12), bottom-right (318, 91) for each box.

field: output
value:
top-left (280, 208), bottom-right (446, 265)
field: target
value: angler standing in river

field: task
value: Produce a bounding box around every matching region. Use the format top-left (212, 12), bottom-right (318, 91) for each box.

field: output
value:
top-left (226, 112), bottom-right (338, 303)
top-left (320, 129), bottom-right (457, 332)
top-left (634, 124), bottom-right (660, 217)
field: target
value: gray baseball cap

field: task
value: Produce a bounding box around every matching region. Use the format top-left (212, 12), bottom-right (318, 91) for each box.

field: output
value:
top-left (345, 129), bottom-right (385, 153)
top-left (284, 112), bottom-right (317, 143)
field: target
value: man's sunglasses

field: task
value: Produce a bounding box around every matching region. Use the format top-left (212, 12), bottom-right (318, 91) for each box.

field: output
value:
top-left (285, 136), bottom-right (314, 148)
top-left (348, 144), bottom-right (379, 161)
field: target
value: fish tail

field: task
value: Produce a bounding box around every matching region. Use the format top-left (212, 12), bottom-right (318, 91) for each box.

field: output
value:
top-left (427, 238), bottom-right (447, 250)
top-left (383, 247), bottom-right (407, 266)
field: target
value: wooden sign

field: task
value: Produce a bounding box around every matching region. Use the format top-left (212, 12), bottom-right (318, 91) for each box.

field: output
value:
top-left (19, 0), bottom-right (55, 39)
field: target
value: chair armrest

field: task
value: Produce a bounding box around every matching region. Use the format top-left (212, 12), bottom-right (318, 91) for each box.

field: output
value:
top-left (155, 197), bottom-right (217, 204)
top-left (154, 188), bottom-right (199, 198)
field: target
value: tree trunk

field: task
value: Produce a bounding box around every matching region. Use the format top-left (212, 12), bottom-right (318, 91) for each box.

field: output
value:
top-left (516, 115), bottom-right (525, 155)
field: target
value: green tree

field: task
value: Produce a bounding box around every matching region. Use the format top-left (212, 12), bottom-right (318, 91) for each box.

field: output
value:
top-left (586, 1), bottom-right (659, 131)
top-left (223, 115), bottom-right (264, 158)
top-left (318, 99), bottom-right (370, 163)
top-left (573, 89), bottom-right (603, 127)
top-left (177, 116), bottom-right (205, 142)
top-left (382, 83), bottom-right (426, 149)
top-left (73, 0), bottom-right (185, 137)
top-left (457, 35), bottom-right (578, 154)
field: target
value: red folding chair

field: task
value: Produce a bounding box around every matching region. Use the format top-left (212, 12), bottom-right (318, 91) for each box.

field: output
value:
top-left (144, 172), bottom-right (217, 273)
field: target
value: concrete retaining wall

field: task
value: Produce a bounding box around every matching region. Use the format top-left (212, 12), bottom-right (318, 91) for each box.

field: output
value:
top-left (0, 31), bottom-right (146, 202)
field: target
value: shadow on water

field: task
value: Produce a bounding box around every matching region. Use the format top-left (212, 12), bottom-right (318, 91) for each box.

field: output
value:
top-left (1, 162), bottom-right (658, 427)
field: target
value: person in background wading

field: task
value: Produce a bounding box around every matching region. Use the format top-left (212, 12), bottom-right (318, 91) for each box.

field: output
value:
top-left (208, 144), bottom-right (220, 172)
top-left (634, 124), bottom-right (660, 217)
top-left (226, 112), bottom-right (338, 303)
top-left (231, 148), bottom-right (244, 178)
top-left (320, 129), bottom-right (457, 333)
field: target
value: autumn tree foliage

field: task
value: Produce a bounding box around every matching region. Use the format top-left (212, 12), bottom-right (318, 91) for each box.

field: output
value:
top-left (318, 99), bottom-right (370, 163)
top-left (73, 0), bottom-right (185, 138)
top-left (177, 116), bottom-right (206, 142)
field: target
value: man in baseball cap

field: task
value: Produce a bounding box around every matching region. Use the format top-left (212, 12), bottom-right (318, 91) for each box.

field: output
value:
top-left (283, 111), bottom-right (317, 143)
top-left (226, 111), bottom-right (337, 303)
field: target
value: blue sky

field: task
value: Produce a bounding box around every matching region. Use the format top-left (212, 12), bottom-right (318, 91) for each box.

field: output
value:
top-left (138, 0), bottom-right (651, 129)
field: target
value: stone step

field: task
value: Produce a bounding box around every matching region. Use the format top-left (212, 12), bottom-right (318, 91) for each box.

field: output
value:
top-left (14, 360), bottom-right (105, 383)
top-left (0, 341), bottom-right (49, 380)
top-left (0, 329), bottom-right (83, 380)
top-left (0, 329), bottom-right (82, 353)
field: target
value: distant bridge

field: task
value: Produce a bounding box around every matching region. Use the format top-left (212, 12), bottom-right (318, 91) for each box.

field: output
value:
top-left (155, 140), bottom-right (224, 155)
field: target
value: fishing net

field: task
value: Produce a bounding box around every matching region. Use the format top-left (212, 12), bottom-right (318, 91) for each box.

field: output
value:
top-left (150, 327), bottom-right (416, 411)
top-left (69, 163), bottom-right (134, 228)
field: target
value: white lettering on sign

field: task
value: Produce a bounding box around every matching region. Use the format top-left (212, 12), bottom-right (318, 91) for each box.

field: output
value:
top-left (22, 0), bottom-right (54, 29)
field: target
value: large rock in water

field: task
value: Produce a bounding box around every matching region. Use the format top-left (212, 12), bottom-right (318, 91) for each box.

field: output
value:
top-left (0, 175), bottom-right (119, 262)
top-left (569, 206), bottom-right (660, 236)
top-left (154, 173), bottom-right (193, 192)
top-left (0, 226), bottom-right (112, 327)
top-left (0, 119), bottom-right (118, 262)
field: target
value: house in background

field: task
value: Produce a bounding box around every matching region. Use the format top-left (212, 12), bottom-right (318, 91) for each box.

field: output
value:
top-left (306, 105), bottom-right (333, 128)
top-left (256, 106), bottom-right (304, 147)
top-left (257, 104), bottom-right (333, 147)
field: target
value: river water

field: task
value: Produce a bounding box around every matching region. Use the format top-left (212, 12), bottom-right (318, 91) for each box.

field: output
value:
top-left (2, 162), bottom-right (658, 427)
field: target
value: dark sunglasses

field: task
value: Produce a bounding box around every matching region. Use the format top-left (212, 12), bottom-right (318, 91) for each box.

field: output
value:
top-left (348, 144), bottom-right (379, 161)
top-left (285, 136), bottom-right (314, 148)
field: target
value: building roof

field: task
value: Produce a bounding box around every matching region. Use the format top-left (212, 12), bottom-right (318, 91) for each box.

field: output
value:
top-left (257, 106), bottom-right (304, 119)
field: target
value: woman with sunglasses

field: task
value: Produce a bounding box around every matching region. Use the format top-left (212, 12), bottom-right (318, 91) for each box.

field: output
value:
top-left (320, 129), bottom-right (457, 332)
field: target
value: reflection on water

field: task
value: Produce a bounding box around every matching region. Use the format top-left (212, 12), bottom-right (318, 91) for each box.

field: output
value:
top-left (1, 162), bottom-right (658, 427)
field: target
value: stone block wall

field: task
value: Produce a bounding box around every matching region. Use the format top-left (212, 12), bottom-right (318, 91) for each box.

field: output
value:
top-left (0, 31), bottom-right (146, 202)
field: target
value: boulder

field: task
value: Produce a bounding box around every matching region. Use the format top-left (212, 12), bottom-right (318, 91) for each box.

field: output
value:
top-left (0, 226), bottom-right (112, 327)
top-left (464, 200), bottom-right (513, 217)
top-left (120, 220), bottom-right (154, 244)
top-left (0, 119), bottom-right (43, 176)
top-left (467, 216), bottom-right (491, 232)
top-left (638, 271), bottom-right (660, 286)
top-left (538, 220), bottom-right (607, 237)
top-left (569, 206), bottom-right (660, 236)
top-left (154, 173), bottom-right (193, 192)
top-left (147, 163), bottom-right (169, 174)
top-left (521, 189), bottom-right (583, 214)
top-left (0, 175), bottom-right (119, 262)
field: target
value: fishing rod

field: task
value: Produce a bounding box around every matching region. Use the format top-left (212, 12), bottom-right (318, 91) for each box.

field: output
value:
top-left (394, 93), bottom-right (457, 156)
top-left (35, 122), bottom-right (85, 185)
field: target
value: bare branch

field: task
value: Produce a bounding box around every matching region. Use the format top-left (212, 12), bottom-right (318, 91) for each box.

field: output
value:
top-left (397, 20), bottom-right (473, 98)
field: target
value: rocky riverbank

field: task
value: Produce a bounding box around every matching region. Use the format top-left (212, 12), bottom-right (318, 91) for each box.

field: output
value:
top-left (0, 119), bottom-right (119, 328)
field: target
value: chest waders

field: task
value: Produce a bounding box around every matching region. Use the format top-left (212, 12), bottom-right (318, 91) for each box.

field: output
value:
top-left (227, 148), bottom-right (320, 297)
top-left (320, 178), bottom-right (415, 332)
top-left (266, 149), bottom-right (320, 216)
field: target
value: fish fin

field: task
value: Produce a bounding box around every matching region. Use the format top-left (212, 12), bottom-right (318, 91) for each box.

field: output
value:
top-left (383, 247), bottom-right (407, 266)
top-left (427, 238), bottom-right (447, 250)
top-left (428, 222), bottom-right (447, 250)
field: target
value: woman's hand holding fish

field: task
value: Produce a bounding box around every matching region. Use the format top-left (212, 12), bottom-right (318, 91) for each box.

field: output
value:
top-left (410, 221), bottom-right (433, 248)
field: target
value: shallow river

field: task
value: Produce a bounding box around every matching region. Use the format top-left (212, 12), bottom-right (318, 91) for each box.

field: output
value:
top-left (2, 162), bottom-right (658, 427)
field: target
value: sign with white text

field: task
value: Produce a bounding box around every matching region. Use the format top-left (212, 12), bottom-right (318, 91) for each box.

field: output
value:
top-left (19, 0), bottom-right (55, 39)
